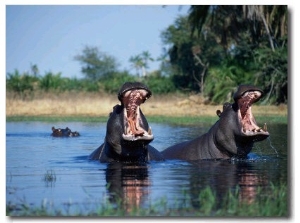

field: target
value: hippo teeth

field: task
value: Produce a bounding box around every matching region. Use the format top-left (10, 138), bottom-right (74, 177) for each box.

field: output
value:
top-left (242, 123), bottom-right (268, 134)
top-left (263, 123), bottom-right (267, 132)
top-left (122, 133), bottom-right (154, 141)
top-left (148, 127), bottom-right (152, 135)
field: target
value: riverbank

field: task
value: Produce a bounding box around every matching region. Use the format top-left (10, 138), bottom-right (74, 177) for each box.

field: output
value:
top-left (6, 91), bottom-right (288, 123)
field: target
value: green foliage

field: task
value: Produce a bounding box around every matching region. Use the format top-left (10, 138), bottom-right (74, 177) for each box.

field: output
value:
top-left (99, 71), bottom-right (137, 94)
top-left (204, 64), bottom-right (253, 103)
top-left (161, 5), bottom-right (288, 104)
top-left (55, 77), bottom-right (84, 91)
top-left (6, 70), bottom-right (39, 98)
top-left (253, 45), bottom-right (288, 104)
top-left (6, 67), bottom-right (178, 96)
top-left (144, 73), bottom-right (176, 94)
top-left (197, 186), bottom-right (216, 215)
top-left (161, 16), bottom-right (203, 91)
top-left (74, 46), bottom-right (119, 81)
top-left (39, 72), bottom-right (63, 91)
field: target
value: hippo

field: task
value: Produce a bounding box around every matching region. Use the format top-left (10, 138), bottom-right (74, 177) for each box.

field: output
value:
top-left (51, 126), bottom-right (80, 137)
top-left (89, 82), bottom-right (164, 163)
top-left (161, 85), bottom-right (270, 160)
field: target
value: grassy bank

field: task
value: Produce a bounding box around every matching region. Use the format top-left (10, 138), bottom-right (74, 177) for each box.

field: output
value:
top-left (6, 114), bottom-right (288, 126)
top-left (6, 91), bottom-right (288, 125)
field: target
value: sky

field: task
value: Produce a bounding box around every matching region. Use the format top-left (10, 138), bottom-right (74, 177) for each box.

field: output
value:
top-left (6, 5), bottom-right (189, 78)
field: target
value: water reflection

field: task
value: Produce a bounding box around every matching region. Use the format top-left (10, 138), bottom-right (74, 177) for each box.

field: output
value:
top-left (105, 162), bottom-right (150, 212)
top-left (104, 157), bottom-right (284, 210)
top-left (188, 159), bottom-right (279, 207)
top-left (238, 169), bottom-right (268, 204)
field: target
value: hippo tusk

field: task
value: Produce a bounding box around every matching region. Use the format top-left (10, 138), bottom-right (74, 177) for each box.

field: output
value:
top-left (263, 123), bottom-right (267, 132)
top-left (148, 127), bottom-right (152, 135)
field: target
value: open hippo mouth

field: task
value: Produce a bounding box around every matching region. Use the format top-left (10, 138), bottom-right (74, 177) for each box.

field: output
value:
top-left (121, 88), bottom-right (153, 141)
top-left (235, 87), bottom-right (269, 138)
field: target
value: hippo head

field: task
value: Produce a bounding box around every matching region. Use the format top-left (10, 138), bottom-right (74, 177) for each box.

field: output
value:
top-left (233, 85), bottom-right (269, 139)
top-left (105, 82), bottom-right (153, 160)
top-left (51, 126), bottom-right (71, 137)
top-left (118, 82), bottom-right (153, 142)
top-left (51, 126), bottom-right (80, 137)
top-left (215, 85), bottom-right (270, 158)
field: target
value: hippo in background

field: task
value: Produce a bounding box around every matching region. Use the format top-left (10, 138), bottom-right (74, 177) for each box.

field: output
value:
top-left (89, 82), bottom-right (164, 163)
top-left (162, 84), bottom-right (270, 161)
top-left (51, 126), bottom-right (80, 137)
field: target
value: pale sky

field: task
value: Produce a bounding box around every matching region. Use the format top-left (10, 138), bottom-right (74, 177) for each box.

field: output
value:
top-left (6, 5), bottom-right (189, 78)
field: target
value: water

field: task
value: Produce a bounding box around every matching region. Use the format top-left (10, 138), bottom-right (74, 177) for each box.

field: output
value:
top-left (6, 121), bottom-right (288, 215)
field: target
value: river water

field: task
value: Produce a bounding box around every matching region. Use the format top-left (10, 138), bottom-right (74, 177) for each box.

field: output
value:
top-left (6, 121), bottom-right (288, 216)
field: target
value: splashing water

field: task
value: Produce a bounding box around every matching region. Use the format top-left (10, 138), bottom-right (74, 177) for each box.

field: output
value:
top-left (267, 137), bottom-right (279, 157)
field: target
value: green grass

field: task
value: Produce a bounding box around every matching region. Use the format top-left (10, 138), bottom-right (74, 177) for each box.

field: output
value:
top-left (6, 183), bottom-right (288, 217)
top-left (6, 115), bottom-right (288, 125)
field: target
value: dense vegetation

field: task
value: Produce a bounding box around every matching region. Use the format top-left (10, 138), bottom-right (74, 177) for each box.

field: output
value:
top-left (6, 5), bottom-right (287, 105)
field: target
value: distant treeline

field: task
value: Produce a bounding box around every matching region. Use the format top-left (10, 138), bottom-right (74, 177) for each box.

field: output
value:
top-left (6, 69), bottom-right (177, 97)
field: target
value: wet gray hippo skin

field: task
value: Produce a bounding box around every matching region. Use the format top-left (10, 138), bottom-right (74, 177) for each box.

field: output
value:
top-left (51, 126), bottom-right (80, 137)
top-left (89, 82), bottom-right (164, 163)
top-left (162, 85), bottom-right (270, 160)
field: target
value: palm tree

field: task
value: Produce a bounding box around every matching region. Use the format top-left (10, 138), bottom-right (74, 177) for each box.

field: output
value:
top-left (242, 5), bottom-right (288, 51)
top-left (129, 51), bottom-right (154, 77)
top-left (129, 55), bottom-right (144, 78)
top-left (188, 5), bottom-right (287, 51)
top-left (30, 64), bottom-right (39, 77)
top-left (141, 51), bottom-right (153, 76)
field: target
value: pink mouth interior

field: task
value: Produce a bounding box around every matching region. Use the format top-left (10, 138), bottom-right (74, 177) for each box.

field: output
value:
top-left (237, 91), bottom-right (268, 134)
top-left (122, 89), bottom-right (151, 138)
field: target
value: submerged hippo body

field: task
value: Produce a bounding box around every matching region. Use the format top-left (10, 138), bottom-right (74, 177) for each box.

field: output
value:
top-left (89, 82), bottom-right (164, 163)
top-left (162, 85), bottom-right (270, 161)
top-left (51, 126), bottom-right (80, 137)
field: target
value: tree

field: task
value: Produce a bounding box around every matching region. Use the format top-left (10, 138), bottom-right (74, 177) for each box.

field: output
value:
top-left (129, 51), bottom-right (153, 78)
top-left (129, 55), bottom-right (145, 78)
top-left (156, 47), bottom-right (172, 76)
top-left (74, 46), bottom-right (119, 81)
top-left (161, 16), bottom-right (224, 92)
top-left (141, 51), bottom-right (154, 76)
top-left (30, 64), bottom-right (39, 77)
top-left (161, 5), bottom-right (287, 104)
